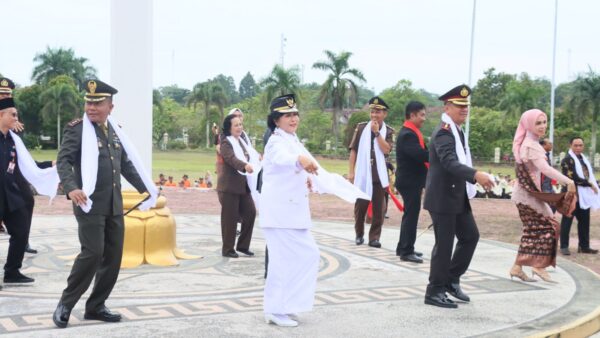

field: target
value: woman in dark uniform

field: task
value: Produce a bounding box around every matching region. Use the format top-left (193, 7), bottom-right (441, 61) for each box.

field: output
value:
top-left (216, 114), bottom-right (256, 258)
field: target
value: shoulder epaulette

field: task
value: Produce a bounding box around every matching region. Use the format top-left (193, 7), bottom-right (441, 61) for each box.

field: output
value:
top-left (68, 118), bottom-right (83, 127)
top-left (441, 122), bottom-right (451, 131)
top-left (386, 125), bottom-right (395, 132)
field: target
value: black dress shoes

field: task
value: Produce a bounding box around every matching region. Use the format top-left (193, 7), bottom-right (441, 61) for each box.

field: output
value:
top-left (53, 302), bottom-right (72, 328)
top-left (414, 251), bottom-right (423, 257)
top-left (400, 253), bottom-right (423, 263)
top-left (355, 237), bottom-right (364, 245)
top-left (445, 283), bottom-right (470, 302)
top-left (25, 244), bottom-right (38, 254)
top-left (223, 250), bottom-right (239, 258)
top-left (424, 293), bottom-right (458, 309)
top-left (4, 271), bottom-right (34, 283)
top-left (368, 240), bottom-right (381, 248)
top-left (578, 247), bottom-right (599, 254)
top-left (84, 306), bottom-right (122, 322)
top-left (237, 249), bottom-right (254, 256)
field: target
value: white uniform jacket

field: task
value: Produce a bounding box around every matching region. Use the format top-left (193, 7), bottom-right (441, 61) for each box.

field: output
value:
top-left (259, 128), bottom-right (312, 229)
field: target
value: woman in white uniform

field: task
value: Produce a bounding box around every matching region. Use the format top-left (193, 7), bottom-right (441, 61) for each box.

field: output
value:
top-left (260, 94), bottom-right (320, 327)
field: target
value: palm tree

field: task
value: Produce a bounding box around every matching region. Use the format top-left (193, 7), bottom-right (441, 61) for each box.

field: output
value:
top-left (187, 81), bottom-right (227, 147)
top-left (312, 50), bottom-right (366, 136)
top-left (32, 47), bottom-right (96, 88)
top-left (569, 68), bottom-right (600, 161)
top-left (260, 65), bottom-right (301, 104)
top-left (40, 79), bottom-right (81, 148)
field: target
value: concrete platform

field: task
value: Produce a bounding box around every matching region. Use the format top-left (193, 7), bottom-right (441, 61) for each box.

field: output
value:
top-left (0, 214), bottom-right (598, 337)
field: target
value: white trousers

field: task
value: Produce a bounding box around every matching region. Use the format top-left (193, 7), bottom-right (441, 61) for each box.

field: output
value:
top-left (262, 228), bottom-right (320, 314)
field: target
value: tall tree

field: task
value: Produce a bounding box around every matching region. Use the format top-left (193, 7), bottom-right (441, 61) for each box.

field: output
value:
top-left (187, 81), bottom-right (227, 147)
top-left (31, 46), bottom-right (96, 88)
top-left (498, 73), bottom-right (550, 118)
top-left (312, 50), bottom-right (366, 137)
top-left (159, 85), bottom-right (190, 105)
top-left (39, 75), bottom-right (81, 148)
top-left (472, 68), bottom-right (515, 109)
top-left (239, 72), bottom-right (258, 99)
top-left (260, 65), bottom-right (301, 104)
top-left (569, 68), bottom-right (600, 160)
top-left (211, 74), bottom-right (238, 104)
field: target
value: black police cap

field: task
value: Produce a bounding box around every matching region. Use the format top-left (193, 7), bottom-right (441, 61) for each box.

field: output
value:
top-left (369, 96), bottom-right (389, 110)
top-left (438, 84), bottom-right (471, 106)
top-left (83, 79), bottom-right (118, 102)
top-left (270, 94), bottom-right (298, 114)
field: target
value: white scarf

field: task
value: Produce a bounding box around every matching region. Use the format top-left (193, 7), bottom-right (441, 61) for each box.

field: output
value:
top-left (79, 113), bottom-right (158, 213)
top-left (274, 128), bottom-right (370, 203)
top-left (353, 121), bottom-right (389, 198)
top-left (568, 149), bottom-right (600, 210)
top-left (441, 113), bottom-right (476, 199)
top-left (226, 133), bottom-right (262, 204)
top-left (8, 130), bottom-right (60, 199)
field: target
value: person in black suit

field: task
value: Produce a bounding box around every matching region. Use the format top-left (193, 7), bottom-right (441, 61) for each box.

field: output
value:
top-left (423, 85), bottom-right (495, 309)
top-left (395, 101), bottom-right (428, 263)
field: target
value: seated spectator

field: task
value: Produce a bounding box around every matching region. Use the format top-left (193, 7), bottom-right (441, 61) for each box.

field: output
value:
top-left (180, 174), bottom-right (191, 188)
top-left (155, 173), bottom-right (167, 186)
top-left (164, 176), bottom-right (177, 187)
top-left (205, 170), bottom-right (213, 188)
top-left (198, 177), bottom-right (208, 188)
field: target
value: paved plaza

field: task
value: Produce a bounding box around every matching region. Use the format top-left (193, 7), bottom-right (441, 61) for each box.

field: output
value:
top-left (0, 214), bottom-right (599, 337)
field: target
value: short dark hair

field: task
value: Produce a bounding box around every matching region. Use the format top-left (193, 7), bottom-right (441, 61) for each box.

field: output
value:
top-left (539, 137), bottom-right (550, 146)
top-left (222, 114), bottom-right (240, 136)
top-left (405, 101), bottom-right (425, 119)
top-left (570, 136), bottom-right (584, 144)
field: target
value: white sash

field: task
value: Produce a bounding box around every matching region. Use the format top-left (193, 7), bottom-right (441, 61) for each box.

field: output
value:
top-left (441, 113), bottom-right (476, 199)
top-left (353, 121), bottom-right (389, 198)
top-left (568, 150), bottom-right (600, 210)
top-left (275, 128), bottom-right (369, 203)
top-left (79, 113), bottom-right (158, 213)
top-left (226, 134), bottom-right (262, 205)
top-left (9, 130), bottom-right (60, 199)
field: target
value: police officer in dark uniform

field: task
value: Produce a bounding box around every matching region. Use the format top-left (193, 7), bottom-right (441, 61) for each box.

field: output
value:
top-left (53, 80), bottom-right (147, 328)
top-left (0, 77), bottom-right (45, 255)
top-left (423, 85), bottom-right (494, 308)
top-left (0, 97), bottom-right (43, 288)
top-left (349, 97), bottom-right (394, 248)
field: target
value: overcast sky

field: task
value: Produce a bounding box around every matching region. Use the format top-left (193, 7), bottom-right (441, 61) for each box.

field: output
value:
top-left (2, 0), bottom-right (598, 95)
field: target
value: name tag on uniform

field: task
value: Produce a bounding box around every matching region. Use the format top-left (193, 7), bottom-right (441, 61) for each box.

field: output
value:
top-left (7, 161), bottom-right (15, 174)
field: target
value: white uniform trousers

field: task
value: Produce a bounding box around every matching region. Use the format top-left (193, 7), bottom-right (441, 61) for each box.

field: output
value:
top-left (262, 228), bottom-right (320, 314)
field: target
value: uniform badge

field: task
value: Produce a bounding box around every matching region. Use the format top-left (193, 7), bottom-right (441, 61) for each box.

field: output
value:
top-left (7, 161), bottom-right (15, 174)
top-left (0, 79), bottom-right (8, 87)
top-left (97, 138), bottom-right (103, 148)
top-left (88, 80), bottom-right (97, 94)
top-left (442, 123), bottom-right (451, 130)
top-left (460, 87), bottom-right (469, 97)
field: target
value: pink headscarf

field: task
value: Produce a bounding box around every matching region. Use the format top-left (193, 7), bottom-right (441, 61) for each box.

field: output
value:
top-left (512, 109), bottom-right (547, 163)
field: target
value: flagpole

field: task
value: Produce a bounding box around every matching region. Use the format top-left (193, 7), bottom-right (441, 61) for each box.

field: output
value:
top-left (465, 0), bottom-right (477, 139)
top-left (549, 0), bottom-right (558, 162)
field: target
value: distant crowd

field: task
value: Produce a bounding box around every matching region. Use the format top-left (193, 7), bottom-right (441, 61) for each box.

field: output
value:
top-left (155, 171), bottom-right (214, 189)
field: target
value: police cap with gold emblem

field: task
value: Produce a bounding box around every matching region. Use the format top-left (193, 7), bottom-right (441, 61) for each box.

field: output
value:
top-left (270, 94), bottom-right (299, 114)
top-left (369, 96), bottom-right (389, 110)
top-left (0, 98), bottom-right (15, 110)
top-left (438, 84), bottom-right (471, 106)
top-left (0, 77), bottom-right (16, 95)
top-left (83, 79), bottom-right (118, 102)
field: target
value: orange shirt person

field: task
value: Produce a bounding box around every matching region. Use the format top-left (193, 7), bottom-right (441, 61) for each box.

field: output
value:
top-left (164, 176), bottom-right (177, 187)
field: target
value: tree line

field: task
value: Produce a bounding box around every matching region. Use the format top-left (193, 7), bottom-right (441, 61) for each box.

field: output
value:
top-left (3, 46), bottom-right (600, 162)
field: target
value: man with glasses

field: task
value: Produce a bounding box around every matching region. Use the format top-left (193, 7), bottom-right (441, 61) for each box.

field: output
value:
top-left (423, 85), bottom-right (494, 308)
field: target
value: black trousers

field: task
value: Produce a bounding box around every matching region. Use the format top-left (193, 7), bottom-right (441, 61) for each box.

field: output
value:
top-left (2, 205), bottom-right (31, 276)
top-left (396, 186), bottom-right (423, 256)
top-left (560, 202), bottom-right (591, 249)
top-left (60, 214), bottom-right (124, 312)
top-left (217, 191), bottom-right (256, 254)
top-left (426, 210), bottom-right (479, 295)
